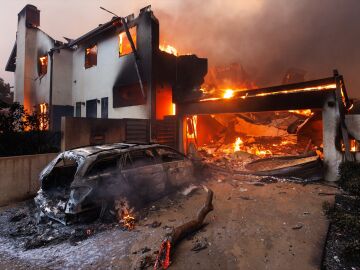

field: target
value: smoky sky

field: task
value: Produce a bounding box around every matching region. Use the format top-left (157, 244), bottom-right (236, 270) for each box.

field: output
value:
top-left (1, 0), bottom-right (360, 97)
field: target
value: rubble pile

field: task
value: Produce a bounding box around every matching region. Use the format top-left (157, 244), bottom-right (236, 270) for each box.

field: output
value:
top-left (195, 111), bottom-right (321, 172)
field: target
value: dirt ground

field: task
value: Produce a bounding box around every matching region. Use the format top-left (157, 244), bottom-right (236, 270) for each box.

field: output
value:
top-left (0, 176), bottom-right (337, 270)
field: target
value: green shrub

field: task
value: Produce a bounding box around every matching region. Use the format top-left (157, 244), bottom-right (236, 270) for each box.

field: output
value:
top-left (339, 162), bottom-right (360, 196)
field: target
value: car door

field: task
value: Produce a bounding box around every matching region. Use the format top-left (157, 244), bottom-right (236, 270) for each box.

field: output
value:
top-left (155, 147), bottom-right (195, 187)
top-left (120, 149), bottom-right (167, 203)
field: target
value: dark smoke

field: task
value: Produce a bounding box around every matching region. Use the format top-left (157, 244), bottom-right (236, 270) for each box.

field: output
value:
top-left (154, 0), bottom-right (360, 97)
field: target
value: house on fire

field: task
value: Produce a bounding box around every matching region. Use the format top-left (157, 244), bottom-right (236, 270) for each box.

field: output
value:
top-left (5, 4), bottom-right (207, 141)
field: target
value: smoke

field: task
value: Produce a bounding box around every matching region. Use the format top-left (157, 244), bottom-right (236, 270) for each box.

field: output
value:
top-left (153, 0), bottom-right (360, 96)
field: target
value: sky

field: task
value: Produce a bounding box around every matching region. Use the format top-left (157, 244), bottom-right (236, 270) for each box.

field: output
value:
top-left (1, 0), bottom-right (360, 97)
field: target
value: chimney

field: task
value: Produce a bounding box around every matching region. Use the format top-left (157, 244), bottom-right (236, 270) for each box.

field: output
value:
top-left (18, 5), bottom-right (40, 27)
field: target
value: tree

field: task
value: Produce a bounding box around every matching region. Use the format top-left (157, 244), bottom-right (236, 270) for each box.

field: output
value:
top-left (0, 102), bottom-right (49, 133)
top-left (0, 78), bottom-right (13, 106)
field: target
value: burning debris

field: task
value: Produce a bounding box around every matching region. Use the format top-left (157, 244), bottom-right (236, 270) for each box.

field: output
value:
top-left (115, 199), bottom-right (136, 231)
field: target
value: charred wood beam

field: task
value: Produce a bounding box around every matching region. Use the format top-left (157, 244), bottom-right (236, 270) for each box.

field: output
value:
top-left (177, 91), bottom-right (335, 116)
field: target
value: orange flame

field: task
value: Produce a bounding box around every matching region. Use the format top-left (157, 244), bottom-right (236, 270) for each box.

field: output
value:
top-left (159, 44), bottom-right (178, 56)
top-left (115, 200), bottom-right (136, 230)
top-left (234, 137), bottom-right (243, 152)
top-left (288, 109), bottom-right (313, 117)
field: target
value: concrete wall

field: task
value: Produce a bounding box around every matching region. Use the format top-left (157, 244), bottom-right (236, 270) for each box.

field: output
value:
top-left (61, 117), bottom-right (126, 150)
top-left (0, 153), bottom-right (57, 206)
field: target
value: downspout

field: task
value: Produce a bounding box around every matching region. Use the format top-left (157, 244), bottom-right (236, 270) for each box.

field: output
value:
top-left (48, 49), bottom-right (54, 130)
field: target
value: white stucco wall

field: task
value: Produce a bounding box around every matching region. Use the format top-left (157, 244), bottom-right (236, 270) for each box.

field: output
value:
top-left (71, 34), bottom-right (149, 119)
top-left (52, 49), bottom-right (73, 106)
top-left (14, 12), bottom-right (54, 111)
top-left (14, 15), bottom-right (26, 105)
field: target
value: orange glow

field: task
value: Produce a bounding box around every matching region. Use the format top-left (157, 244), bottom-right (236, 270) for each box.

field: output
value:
top-left (223, 89), bottom-right (234, 99)
top-left (172, 103), bottom-right (176, 115)
top-left (156, 86), bottom-right (173, 120)
top-left (119, 27), bottom-right (137, 56)
top-left (186, 115), bottom-right (198, 139)
top-left (159, 44), bottom-right (178, 56)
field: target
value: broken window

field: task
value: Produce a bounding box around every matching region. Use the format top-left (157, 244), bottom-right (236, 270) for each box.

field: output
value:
top-left (42, 158), bottom-right (78, 190)
top-left (118, 27), bottom-right (137, 56)
top-left (85, 44), bottom-right (97, 69)
top-left (113, 83), bottom-right (147, 107)
top-left (123, 150), bottom-right (157, 169)
top-left (38, 55), bottom-right (48, 76)
top-left (156, 147), bottom-right (185, 162)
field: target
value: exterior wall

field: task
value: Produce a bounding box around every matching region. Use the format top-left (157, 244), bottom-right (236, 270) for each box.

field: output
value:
top-left (71, 36), bottom-right (149, 119)
top-left (52, 48), bottom-right (73, 106)
top-left (0, 153), bottom-right (57, 206)
top-left (14, 15), bottom-right (26, 105)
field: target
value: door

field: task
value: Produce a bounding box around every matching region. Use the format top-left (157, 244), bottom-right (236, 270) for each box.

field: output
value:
top-left (86, 99), bottom-right (97, 118)
top-left (120, 149), bottom-right (167, 204)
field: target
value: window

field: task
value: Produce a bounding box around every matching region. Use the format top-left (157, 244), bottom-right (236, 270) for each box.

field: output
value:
top-left (113, 84), bottom-right (147, 108)
top-left (85, 44), bottom-right (97, 69)
top-left (156, 147), bottom-right (185, 163)
top-left (87, 157), bottom-right (118, 176)
top-left (75, 102), bottom-right (82, 117)
top-left (118, 27), bottom-right (136, 56)
top-left (101, 97), bottom-right (108, 119)
top-left (38, 55), bottom-right (48, 76)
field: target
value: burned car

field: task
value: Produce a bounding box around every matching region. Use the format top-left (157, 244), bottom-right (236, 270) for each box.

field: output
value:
top-left (35, 143), bottom-right (198, 224)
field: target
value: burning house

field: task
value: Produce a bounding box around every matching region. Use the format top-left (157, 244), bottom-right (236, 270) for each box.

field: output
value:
top-left (5, 4), bottom-right (207, 135)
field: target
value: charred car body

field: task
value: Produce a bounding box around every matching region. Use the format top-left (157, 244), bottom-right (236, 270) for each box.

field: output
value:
top-left (35, 143), bottom-right (197, 224)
